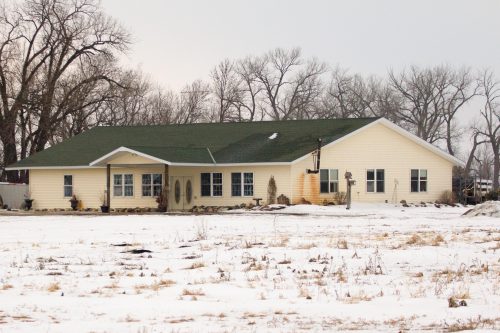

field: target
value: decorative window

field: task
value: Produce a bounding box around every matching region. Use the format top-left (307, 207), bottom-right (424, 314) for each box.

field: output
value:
top-left (142, 174), bottom-right (163, 197)
top-left (319, 169), bottom-right (339, 193)
top-left (367, 169), bottom-right (384, 193)
top-left (200, 173), bottom-right (222, 197)
top-left (411, 169), bottom-right (427, 192)
top-left (114, 174), bottom-right (134, 197)
top-left (231, 172), bottom-right (254, 196)
top-left (186, 180), bottom-right (192, 204)
top-left (64, 175), bottom-right (73, 197)
top-left (174, 180), bottom-right (181, 203)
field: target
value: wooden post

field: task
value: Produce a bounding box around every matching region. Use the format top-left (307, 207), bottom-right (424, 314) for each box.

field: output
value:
top-left (106, 164), bottom-right (111, 210)
top-left (163, 164), bottom-right (169, 212)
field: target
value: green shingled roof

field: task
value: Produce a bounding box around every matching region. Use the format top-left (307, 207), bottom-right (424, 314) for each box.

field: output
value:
top-left (9, 118), bottom-right (380, 168)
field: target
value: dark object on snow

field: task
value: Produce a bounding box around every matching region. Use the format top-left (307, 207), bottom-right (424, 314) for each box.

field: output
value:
top-left (100, 205), bottom-right (110, 213)
top-left (112, 243), bottom-right (132, 247)
top-left (125, 249), bottom-right (152, 254)
top-left (448, 297), bottom-right (467, 308)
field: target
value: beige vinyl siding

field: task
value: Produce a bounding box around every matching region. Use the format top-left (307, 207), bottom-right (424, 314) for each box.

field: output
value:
top-left (29, 164), bottom-right (292, 210)
top-left (30, 168), bottom-right (106, 210)
top-left (172, 165), bottom-right (291, 208)
top-left (106, 153), bottom-right (162, 165)
top-left (290, 122), bottom-right (454, 204)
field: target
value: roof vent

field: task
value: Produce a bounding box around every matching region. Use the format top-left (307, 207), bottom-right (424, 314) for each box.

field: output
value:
top-left (268, 132), bottom-right (278, 140)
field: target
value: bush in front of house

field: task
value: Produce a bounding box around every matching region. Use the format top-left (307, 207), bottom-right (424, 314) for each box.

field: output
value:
top-left (437, 190), bottom-right (456, 205)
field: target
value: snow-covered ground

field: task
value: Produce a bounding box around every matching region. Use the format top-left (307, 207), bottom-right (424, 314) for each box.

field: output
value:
top-left (0, 203), bottom-right (499, 332)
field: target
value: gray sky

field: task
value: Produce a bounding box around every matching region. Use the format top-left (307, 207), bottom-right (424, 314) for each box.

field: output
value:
top-left (101, 0), bottom-right (500, 93)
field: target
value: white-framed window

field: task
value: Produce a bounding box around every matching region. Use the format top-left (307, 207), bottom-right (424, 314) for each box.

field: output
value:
top-left (63, 175), bottom-right (73, 197)
top-left (319, 169), bottom-right (339, 193)
top-left (367, 169), bottom-right (385, 193)
top-left (200, 172), bottom-right (222, 197)
top-left (114, 174), bottom-right (134, 197)
top-left (411, 169), bottom-right (427, 192)
top-left (231, 172), bottom-right (254, 197)
top-left (142, 174), bottom-right (163, 197)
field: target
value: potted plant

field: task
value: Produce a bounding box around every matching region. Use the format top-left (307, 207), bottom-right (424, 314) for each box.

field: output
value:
top-left (69, 194), bottom-right (79, 211)
top-left (100, 191), bottom-right (110, 213)
top-left (24, 192), bottom-right (34, 211)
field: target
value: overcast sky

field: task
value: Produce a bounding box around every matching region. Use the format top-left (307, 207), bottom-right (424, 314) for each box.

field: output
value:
top-left (100, 0), bottom-right (499, 90)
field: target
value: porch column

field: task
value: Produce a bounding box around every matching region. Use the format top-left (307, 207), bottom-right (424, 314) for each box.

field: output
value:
top-left (163, 164), bottom-right (169, 212)
top-left (106, 164), bottom-right (111, 210)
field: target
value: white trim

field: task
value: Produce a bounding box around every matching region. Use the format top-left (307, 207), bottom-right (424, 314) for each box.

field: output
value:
top-left (5, 165), bottom-right (104, 170)
top-left (168, 162), bottom-right (291, 167)
top-left (290, 118), bottom-right (465, 167)
top-left (89, 146), bottom-right (171, 166)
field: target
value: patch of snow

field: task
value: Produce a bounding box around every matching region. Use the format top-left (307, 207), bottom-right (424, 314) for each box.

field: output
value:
top-left (268, 132), bottom-right (278, 140)
top-left (463, 200), bottom-right (500, 217)
top-left (0, 204), bottom-right (498, 331)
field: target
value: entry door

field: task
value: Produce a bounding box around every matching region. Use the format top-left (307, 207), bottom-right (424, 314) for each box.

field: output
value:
top-left (170, 176), bottom-right (194, 211)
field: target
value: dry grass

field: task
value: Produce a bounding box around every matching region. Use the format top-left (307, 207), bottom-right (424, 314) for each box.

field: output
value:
top-left (407, 234), bottom-right (424, 245)
top-left (168, 317), bottom-right (194, 324)
top-left (337, 239), bottom-right (348, 249)
top-left (46, 282), bottom-right (60, 292)
top-left (446, 316), bottom-right (497, 332)
top-left (1, 283), bottom-right (13, 290)
top-left (181, 288), bottom-right (205, 296)
top-left (431, 234), bottom-right (445, 246)
top-left (186, 261), bottom-right (205, 270)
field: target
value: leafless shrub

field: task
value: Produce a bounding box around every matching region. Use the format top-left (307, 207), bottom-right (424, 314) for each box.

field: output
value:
top-left (337, 239), bottom-right (348, 249)
top-left (47, 282), bottom-right (60, 292)
top-left (186, 262), bottom-right (205, 270)
top-left (438, 191), bottom-right (456, 205)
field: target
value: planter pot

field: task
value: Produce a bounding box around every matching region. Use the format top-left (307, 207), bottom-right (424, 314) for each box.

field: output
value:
top-left (100, 205), bottom-right (110, 213)
top-left (24, 199), bottom-right (34, 211)
top-left (70, 199), bottom-right (78, 211)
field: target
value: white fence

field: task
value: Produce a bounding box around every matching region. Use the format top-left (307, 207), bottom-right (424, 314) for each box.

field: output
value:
top-left (0, 183), bottom-right (28, 209)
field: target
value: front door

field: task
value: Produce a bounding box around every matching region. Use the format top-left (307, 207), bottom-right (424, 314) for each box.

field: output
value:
top-left (170, 176), bottom-right (194, 211)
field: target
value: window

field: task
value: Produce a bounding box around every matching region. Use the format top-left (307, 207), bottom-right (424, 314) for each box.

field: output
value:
top-left (64, 175), bottom-right (73, 197)
top-left (411, 169), bottom-right (427, 192)
top-left (320, 169), bottom-right (339, 193)
top-left (114, 174), bottom-right (134, 197)
top-left (367, 169), bottom-right (384, 193)
top-left (231, 172), bottom-right (254, 196)
top-left (142, 174), bottom-right (163, 196)
top-left (200, 172), bottom-right (222, 197)
top-left (243, 173), bottom-right (253, 196)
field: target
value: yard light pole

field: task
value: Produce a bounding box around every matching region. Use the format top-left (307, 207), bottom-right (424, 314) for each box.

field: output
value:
top-left (345, 171), bottom-right (356, 210)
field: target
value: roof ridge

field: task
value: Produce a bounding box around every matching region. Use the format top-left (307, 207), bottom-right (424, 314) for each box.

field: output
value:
top-left (96, 117), bottom-right (381, 129)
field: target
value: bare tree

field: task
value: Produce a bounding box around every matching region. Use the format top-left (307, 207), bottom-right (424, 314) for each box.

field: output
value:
top-left (209, 59), bottom-right (242, 122)
top-left (178, 80), bottom-right (210, 124)
top-left (388, 66), bottom-right (448, 144)
top-left (234, 56), bottom-right (264, 121)
top-left (0, 0), bottom-right (129, 181)
top-left (253, 48), bottom-right (327, 120)
top-left (476, 70), bottom-right (500, 192)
